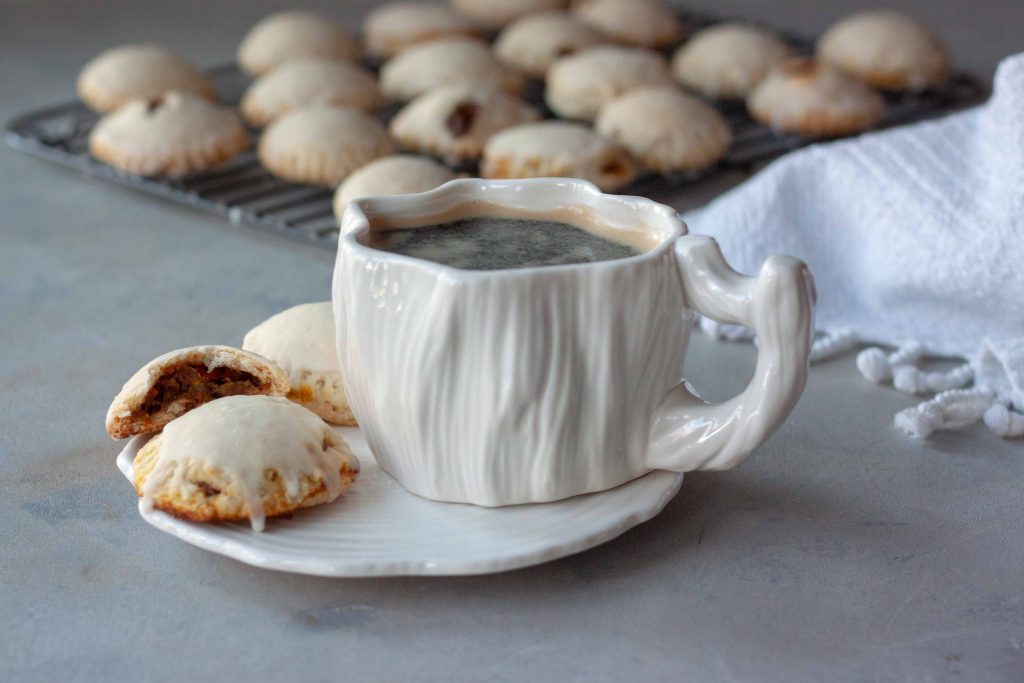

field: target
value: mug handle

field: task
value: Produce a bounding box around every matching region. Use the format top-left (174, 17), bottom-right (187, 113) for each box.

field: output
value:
top-left (647, 235), bottom-right (815, 471)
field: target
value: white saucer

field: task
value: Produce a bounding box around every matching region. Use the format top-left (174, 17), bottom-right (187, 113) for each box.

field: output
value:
top-left (116, 428), bottom-right (683, 577)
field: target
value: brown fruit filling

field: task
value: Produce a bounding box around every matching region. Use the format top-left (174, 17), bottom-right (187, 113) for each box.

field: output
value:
top-left (140, 363), bottom-right (262, 416)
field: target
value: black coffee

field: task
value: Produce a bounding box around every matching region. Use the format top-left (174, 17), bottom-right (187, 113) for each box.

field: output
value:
top-left (368, 217), bottom-right (641, 270)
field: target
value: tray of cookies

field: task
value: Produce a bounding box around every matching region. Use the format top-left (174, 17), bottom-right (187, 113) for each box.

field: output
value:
top-left (5, 1), bottom-right (985, 252)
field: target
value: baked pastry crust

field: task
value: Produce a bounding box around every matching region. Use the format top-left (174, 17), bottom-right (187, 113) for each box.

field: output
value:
top-left (241, 59), bottom-right (382, 127)
top-left (494, 11), bottom-right (607, 79)
top-left (817, 9), bottom-right (951, 91)
top-left (389, 83), bottom-right (540, 162)
top-left (237, 10), bottom-right (360, 76)
top-left (243, 302), bottom-right (358, 425)
top-left (106, 345), bottom-right (289, 439)
top-left (747, 58), bottom-right (885, 138)
top-left (481, 120), bottom-right (636, 191)
top-left (672, 22), bottom-right (793, 100)
top-left (133, 395), bottom-right (359, 530)
top-left (77, 44), bottom-right (216, 113)
top-left (596, 86), bottom-right (732, 173)
top-left (257, 105), bottom-right (395, 187)
top-left (545, 45), bottom-right (674, 121)
top-left (89, 92), bottom-right (249, 177)
top-left (333, 155), bottom-right (457, 218)
top-left (364, 2), bottom-right (484, 59)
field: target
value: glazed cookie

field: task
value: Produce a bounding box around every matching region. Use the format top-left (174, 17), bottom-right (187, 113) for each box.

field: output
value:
top-left (77, 44), bottom-right (216, 113)
top-left (258, 106), bottom-right (395, 187)
top-left (389, 84), bottom-right (540, 162)
top-left (106, 345), bottom-right (288, 439)
top-left (334, 155), bottom-right (457, 218)
top-left (572, 0), bottom-right (685, 50)
top-left (596, 86), bottom-right (730, 173)
top-left (380, 38), bottom-right (523, 102)
top-left (243, 302), bottom-right (356, 425)
top-left (132, 395), bottom-right (359, 531)
top-left (817, 10), bottom-right (951, 91)
top-left (494, 12), bottom-right (607, 79)
top-left (747, 58), bottom-right (885, 138)
top-left (672, 23), bottom-right (794, 100)
top-left (545, 45), bottom-right (674, 121)
top-left (240, 59), bottom-right (382, 128)
top-left (481, 120), bottom-right (636, 191)
top-left (89, 92), bottom-right (249, 176)
top-left (237, 11), bottom-right (360, 76)
top-left (364, 2), bottom-right (483, 59)
top-left (450, 0), bottom-right (569, 30)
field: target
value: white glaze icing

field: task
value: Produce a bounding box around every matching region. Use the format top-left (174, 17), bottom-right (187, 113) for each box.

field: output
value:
top-left (242, 303), bottom-right (339, 377)
top-left (141, 395), bottom-right (358, 531)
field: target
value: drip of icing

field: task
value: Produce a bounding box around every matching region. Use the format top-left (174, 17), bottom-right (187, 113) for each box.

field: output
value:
top-left (140, 395), bottom-right (357, 531)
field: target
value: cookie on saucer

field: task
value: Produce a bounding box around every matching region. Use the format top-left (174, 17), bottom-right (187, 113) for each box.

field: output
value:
top-left (258, 106), bottom-right (395, 187)
top-left (494, 12), bottom-right (607, 79)
top-left (817, 10), bottom-right (951, 91)
top-left (243, 302), bottom-right (356, 425)
top-left (481, 120), bottom-right (636, 191)
top-left (77, 44), bottom-right (216, 113)
top-left (380, 37), bottom-right (523, 102)
top-left (572, 0), bottom-right (685, 50)
top-left (545, 45), bottom-right (674, 121)
top-left (334, 155), bottom-right (457, 218)
top-left (364, 2), bottom-right (483, 59)
top-left (450, 0), bottom-right (568, 30)
top-left (747, 58), bottom-right (885, 138)
top-left (106, 345), bottom-right (288, 439)
top-left (132, 395), bottom-right (359, 531)
top-left (89, 92), bottom-right (249, 176)
top-left (672, 23), bottom-right (793, 100)
top-left (389, 84), bottom-right (540, 162)
top-left (596, 86), bottom-right (731, 173)
top-left (240, 59), bottom-right (382, 128)
top-left (237, 11), bottom-right (360, 76)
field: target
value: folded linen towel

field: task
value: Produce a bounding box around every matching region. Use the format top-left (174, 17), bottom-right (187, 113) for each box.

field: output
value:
top-left (685, 54), bottom-right (1024, 439)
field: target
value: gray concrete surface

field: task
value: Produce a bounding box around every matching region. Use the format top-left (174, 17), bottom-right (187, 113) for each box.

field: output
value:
top-left (2, 1), bottom-right (1023, 681)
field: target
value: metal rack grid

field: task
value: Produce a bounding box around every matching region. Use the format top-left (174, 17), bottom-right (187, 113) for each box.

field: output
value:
top-left (5, 16), bottom-right (986, 251)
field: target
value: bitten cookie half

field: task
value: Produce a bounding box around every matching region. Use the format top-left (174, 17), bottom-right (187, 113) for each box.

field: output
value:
top-left (106, 345), bottom-right (288, 439)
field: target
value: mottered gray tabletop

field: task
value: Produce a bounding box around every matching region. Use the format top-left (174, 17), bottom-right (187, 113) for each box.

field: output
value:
top-left (2, 1), bottom-right (1022, 681)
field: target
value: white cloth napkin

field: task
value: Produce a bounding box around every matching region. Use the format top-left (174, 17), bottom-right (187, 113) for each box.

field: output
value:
top-left (684, 53), bottom-right (1024, 439)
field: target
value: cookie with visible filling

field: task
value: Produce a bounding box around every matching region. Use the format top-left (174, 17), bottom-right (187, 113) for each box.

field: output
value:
top-left (243, 302), bottom-right (356, 425)
top-left (364, 2), bottom-right (483, 59)
top-left (494, 12), bottom-right (607, 79)
top-left (380, 37), bottom-right (523, 102)
top-left (747, 58), bottom-right (885, 138)
top-left (132, 395), bottom-right (359, 531)
top-left (596, 86), bottom-right (731, 173)
top-left (237, 11), bottom-right (360, 76)
top-left (240, 59), bottom-right (382, 128)
top-left (89, 92), bottom-right (249, 176)
top-left (481, 120), bottom-right (636, 191)
top-left (333, 155), bottom-right (457, 218)
top-left (817, 9), bottom-right (951, 91)
top-left (672, 23), bottom-right (793, 100)
top-left (106, 345), bottom-right (288, 439)
top-left (572, 0), bottom-right (685, 50)
top-left (451, 0), bottom-right (569, 30)
top-left (77, 44), bottom-right (216, 113)
top-left (257, 106), bottom-right (395, 186)
top-left (389, 84), bottom-right (540, 162)
top-left (545, 45), bottom-right (674, 121)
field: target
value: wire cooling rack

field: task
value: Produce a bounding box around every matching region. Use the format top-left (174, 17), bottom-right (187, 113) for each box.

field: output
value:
top-left (5, 14), bottom-right (986, 251)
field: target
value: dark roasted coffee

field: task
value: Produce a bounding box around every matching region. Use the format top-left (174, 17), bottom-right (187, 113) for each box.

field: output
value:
top-left (368, 216), bottom-right (641, 270)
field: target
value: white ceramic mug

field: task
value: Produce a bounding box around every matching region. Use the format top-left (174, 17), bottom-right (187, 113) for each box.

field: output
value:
top-left (333, 179), bottom-right (814, 506)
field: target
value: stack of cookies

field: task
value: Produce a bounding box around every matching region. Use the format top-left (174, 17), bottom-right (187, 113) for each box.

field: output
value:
top-left (106, 303), bottom-right (361, 531)
top-left (78, 2), bottom-right (953, 204)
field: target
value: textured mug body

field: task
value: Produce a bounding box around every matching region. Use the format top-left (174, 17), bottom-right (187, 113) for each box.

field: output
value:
top-left (333, 179), bottom-right (814, 506)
